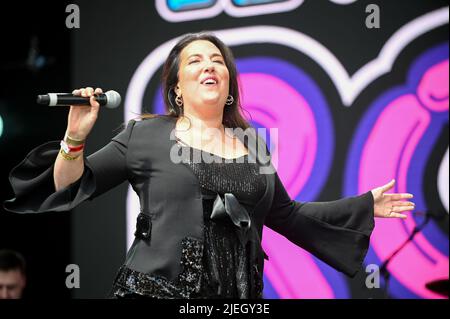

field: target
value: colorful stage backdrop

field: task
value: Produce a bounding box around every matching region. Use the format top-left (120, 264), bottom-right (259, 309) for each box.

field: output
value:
top-left (76, 0), bottom-right (449, 299)
top-left (1, 0), bottom-right (447, 299)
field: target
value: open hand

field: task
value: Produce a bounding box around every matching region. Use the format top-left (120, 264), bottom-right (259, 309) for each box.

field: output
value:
top-left (371, 180), bottom-right (415, 219)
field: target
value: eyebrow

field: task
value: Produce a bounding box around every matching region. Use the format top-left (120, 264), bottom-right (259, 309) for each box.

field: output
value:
top-left (187, 53), bottom-right (224, 59)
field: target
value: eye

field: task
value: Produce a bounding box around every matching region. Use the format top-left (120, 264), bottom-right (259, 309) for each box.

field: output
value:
top-left (213, 60), bottom-right (224, 64)
top-left (188, 60), bottom-right (200, 64)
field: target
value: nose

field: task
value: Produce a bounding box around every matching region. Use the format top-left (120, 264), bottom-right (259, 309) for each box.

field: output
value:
top-left (204, 61), bottom-right (215, 72)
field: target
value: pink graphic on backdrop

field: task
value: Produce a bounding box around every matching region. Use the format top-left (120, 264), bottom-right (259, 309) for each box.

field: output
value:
top-left (359, 60), bottom-right (449, 298)
top-left (239, 73), bottom-right (334, 298)
top-left (240, 73), bottom-right (316, 200)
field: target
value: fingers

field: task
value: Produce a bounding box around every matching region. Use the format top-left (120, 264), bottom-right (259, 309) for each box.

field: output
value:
top-left (392, 205), bottom-right (415, 213)
top-left (72, 87), bottom-right (102, 107)
top-left (387, 212), bottom-right (408, 219)
top-left (90, 95), bottom-right (100, 107)
top-left (385, 193), bottom-right (414, 200)
top-left (386, 202), bottom-right (415, 218)
top-left (72, 87), bottom-right (102, 96)
top-left (92, 88), bottom-right (103, 107)
top-left (392, 200), bottom-right (415, 207)
top-left (81, 87), bottom-right (93, 97)
top-left (380, 179), bottom-right (396, 192)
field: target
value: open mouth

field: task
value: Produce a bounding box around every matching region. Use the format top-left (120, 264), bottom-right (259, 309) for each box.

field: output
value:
top-left (201, 76), bottom-right (219, 86)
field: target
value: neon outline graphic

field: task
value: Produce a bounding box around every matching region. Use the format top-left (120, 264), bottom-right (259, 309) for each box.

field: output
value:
top-left (156, 0), bottom-right (304, 22)
top-left (345, 43), bottom-right (449, 299)
top-left (125, 7), bottom-right (449, 120)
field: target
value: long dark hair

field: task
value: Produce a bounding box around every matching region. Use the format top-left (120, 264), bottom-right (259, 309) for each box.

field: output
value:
top-left (139, 32), bottom-right (251, 130)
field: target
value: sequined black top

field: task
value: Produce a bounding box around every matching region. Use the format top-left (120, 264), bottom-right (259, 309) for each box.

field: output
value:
top-left (182, 145), bottom-right (267, 298)
top-left (110, 142), bottom-right (268, 299)
top-left (109, 143), bottom-right (268, 299)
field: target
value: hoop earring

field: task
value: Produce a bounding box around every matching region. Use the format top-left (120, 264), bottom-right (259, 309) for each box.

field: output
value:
top-left (225, 95), bottom-right (234, 106)
top-left (175, 95), bottom-right (183, 107)
top-left (168, 89), bottom-right (178, 113)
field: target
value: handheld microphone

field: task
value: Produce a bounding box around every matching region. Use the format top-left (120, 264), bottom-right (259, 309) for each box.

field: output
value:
top-left (36, 90), bottom-right (121, 109)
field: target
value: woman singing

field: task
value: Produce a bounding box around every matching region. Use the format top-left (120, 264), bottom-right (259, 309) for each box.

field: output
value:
top-left (3, 32), bottom-right (415, 299)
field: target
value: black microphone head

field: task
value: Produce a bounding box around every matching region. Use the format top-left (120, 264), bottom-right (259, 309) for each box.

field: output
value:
top-left (36, 95), bottom-right (50, 105)
top-left (104, 90), bottom-right (121, 109)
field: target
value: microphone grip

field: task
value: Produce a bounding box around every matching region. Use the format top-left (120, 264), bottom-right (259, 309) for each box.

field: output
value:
top-left (36, 91), bottom-right (120, 108)
top-left (37, 93), bottom-right (105, 106)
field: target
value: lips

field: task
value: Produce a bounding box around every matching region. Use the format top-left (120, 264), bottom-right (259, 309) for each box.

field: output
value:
top-left (201, 76), bottom-right (219, 85)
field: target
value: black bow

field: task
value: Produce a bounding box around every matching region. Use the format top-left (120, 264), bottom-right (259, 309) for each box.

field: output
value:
top-left (207, 193), bottom-right (268, 298)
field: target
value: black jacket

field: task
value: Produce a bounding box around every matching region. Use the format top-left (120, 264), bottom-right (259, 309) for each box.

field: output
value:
top-left (4, 115), bottom-right (374, 296)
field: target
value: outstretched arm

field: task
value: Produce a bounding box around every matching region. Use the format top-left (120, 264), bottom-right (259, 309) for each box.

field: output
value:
top-left (264, 172), bottom-right (415, 277)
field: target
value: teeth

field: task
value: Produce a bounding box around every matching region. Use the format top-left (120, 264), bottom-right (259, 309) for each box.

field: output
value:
top-left (204, 79), bottom-right (217, 84)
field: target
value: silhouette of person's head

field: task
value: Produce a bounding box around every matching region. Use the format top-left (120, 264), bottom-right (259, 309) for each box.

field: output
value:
top-left (0, 250), bottom-right (27, 299)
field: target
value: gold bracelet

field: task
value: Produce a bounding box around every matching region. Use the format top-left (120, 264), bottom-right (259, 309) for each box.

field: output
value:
top-left (65, 134), bottom-right (86, 146)
top-left (59, 148), bottom-right (81, 161)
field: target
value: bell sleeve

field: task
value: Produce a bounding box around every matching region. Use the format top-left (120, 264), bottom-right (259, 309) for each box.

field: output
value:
top-left (3, 120), bottom-right (136, 214)
top-left (264, 172), bottom-right (375, 277)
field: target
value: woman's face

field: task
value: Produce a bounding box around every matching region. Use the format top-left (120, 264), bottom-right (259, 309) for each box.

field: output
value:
top-left (176, 40), bottom-right (230, 112)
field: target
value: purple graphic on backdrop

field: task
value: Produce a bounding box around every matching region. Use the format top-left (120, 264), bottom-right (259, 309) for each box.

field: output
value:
top-left (345, 43), bottom-right (449, 299)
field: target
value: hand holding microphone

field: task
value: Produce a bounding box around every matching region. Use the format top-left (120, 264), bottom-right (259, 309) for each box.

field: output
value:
top-left (65, 87), bottom-right (107, 141)
top-left (36, 87), bottom-right (121, 141)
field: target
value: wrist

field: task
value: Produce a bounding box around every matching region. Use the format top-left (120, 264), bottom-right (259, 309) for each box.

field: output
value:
top-left (60, 139), bottom-right (85, 154)
top-left (59, 148), bottom-right (82, 161)
top-left (64, 133), bottom-right (86, 145)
